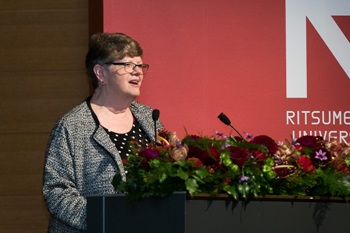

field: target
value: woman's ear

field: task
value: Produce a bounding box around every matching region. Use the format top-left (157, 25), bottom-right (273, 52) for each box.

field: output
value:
top-left (93, 64), bottom-right (106, 84)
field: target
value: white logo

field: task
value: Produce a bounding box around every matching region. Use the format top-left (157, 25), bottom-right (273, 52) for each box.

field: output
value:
top-left (286, 0), bottom-right (350, 98)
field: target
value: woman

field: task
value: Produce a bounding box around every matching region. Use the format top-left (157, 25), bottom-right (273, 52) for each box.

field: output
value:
top-left (43, 32), bottom-right (163, 232)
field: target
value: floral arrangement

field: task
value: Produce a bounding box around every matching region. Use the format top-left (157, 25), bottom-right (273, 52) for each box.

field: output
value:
top-left (112, 129), bottom-right (350, 201)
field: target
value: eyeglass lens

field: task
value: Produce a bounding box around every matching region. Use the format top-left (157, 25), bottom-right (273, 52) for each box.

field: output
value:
top-left (125, 63), bottom-right (149, 74)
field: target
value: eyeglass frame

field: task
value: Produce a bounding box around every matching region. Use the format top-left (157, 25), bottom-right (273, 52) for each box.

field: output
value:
top-left (104, 62), bottom-right (149, 74)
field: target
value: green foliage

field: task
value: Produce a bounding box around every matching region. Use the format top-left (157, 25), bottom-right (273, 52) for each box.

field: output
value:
top-left (112, 132), bottom-right (350, 202)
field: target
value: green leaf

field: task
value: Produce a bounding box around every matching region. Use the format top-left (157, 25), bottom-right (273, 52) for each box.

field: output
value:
top-left (177, 168), bottom-right (189, 180)
top-left (159, 173), bottom-right (167, 183)
top-left (149, 159), bottom-right (161, 168)
top-left (194, 166), bottom-right (210, 179)
top-left (185, 178), bottom-right (199, 195)
top-left (224, 185), bottom-right (238, 200)
top-left (345, 157), bottom-right (350, 166)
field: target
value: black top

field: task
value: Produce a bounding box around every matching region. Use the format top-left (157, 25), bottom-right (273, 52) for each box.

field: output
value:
top-left (86, 97), bottom-right (150, 161)
top-left (103, 118), bottom-right (150, 161)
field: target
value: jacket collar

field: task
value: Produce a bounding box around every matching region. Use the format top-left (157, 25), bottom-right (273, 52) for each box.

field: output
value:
top-left (84, 97), bottom-right (127, 181)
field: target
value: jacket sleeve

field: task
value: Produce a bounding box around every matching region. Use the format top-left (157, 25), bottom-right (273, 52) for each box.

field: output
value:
top-left (43, 120), bottom-right (87, 231)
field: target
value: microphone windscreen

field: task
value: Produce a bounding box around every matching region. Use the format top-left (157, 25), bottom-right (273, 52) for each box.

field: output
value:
top-left (218, 112), bottom-right (231, 125)
top-left (152, 109), bottom-right (160, 121)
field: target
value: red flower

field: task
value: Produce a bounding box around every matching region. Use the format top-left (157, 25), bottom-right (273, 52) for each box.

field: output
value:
top-left (250, 135), bottom-right (278, 155)
top-left (253, 150), bottom-right (267, 161)
top-left (295, 135), bottom-right (323, 148)
top-left (187, 145), bottom-right (224, 172)
top-left (187, 157), bottom-right (203, 168)
top-left (188, 135), bottom-right (202, 140)
top-left (224, 177), bottom-right (231, 184)
top-left (138, 148), bottom-right (160, 169)
top-left (209, 147), bottom-right (220, 160)
top-left (337, 163), bottom-right (350, 175)
top-left (297, 156), bottom-right (315, 172)
top-left (188, 145), bottom-right (209, 163)
top-left (139, 148), bottom-right (160, 160)
top-left (228, 146), bottom-right (248, 167)
top-left (188, 145), bottom-right (217, 166)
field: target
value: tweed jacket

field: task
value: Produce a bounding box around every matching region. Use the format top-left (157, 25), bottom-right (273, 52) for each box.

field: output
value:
top-left (43, 98), bottom-right (163, 233)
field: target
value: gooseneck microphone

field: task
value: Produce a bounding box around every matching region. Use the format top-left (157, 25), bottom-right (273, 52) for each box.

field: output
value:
top-left (218, 112), bottom-right (245, 140)
top-left (152, 109), bottom-right (160, 146)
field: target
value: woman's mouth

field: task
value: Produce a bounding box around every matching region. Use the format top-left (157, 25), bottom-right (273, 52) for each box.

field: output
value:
top-left (129, 79), bottom-right (141, 86)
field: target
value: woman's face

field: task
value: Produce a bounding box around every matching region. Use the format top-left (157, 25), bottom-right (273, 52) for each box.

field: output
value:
top-left (104, 56), bottom-right (144, 99)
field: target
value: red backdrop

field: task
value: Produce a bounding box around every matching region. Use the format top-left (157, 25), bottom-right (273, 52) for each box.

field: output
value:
top-left (102, 0), bottom-right (350, 143)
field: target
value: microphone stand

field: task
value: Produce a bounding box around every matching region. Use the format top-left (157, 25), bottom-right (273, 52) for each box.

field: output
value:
top-left (218, 112), bottom-right (246, 141)
top-left (152, 109), bottom-right (160, 148)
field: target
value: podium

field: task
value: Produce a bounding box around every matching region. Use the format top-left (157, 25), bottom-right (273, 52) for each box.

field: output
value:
top-left (87, 193), bottom-right (350, 233)
top-left (87, 192), bottom-right (186, 233)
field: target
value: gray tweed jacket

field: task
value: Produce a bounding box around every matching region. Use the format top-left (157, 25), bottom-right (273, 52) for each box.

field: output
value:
top-left (43, 98), bottom-right (163, 233)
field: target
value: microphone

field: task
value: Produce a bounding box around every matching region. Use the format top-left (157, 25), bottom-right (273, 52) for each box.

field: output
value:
top-left (152, 109), bottom-right (160, 145)
top-left (152, 109), bottom-right (160, 122)
top-left (218, 112), bottom-right (245, 140)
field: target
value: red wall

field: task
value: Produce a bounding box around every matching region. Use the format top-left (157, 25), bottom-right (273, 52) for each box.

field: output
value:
top-left (103, 0), bottom-right (350, 143)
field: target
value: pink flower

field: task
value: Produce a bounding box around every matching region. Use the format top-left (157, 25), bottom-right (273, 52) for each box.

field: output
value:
top-left (315, 149), bottom-right (328, 161)
top-left (239, 176), bottom-right (250, 183)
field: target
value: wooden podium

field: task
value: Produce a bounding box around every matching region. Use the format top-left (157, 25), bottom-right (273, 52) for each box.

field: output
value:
top-left (87, 193), bottom-right (350, 233)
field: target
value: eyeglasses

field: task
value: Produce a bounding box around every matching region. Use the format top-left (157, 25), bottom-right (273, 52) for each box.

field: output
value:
top-left (104, 62), bottom-right (149, 74)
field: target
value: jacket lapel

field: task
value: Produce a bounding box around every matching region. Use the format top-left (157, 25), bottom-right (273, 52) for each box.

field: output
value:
top-left (92, 126), bottom-right (127, 181)
top-left (130, 102), bottom-right (155, 141)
